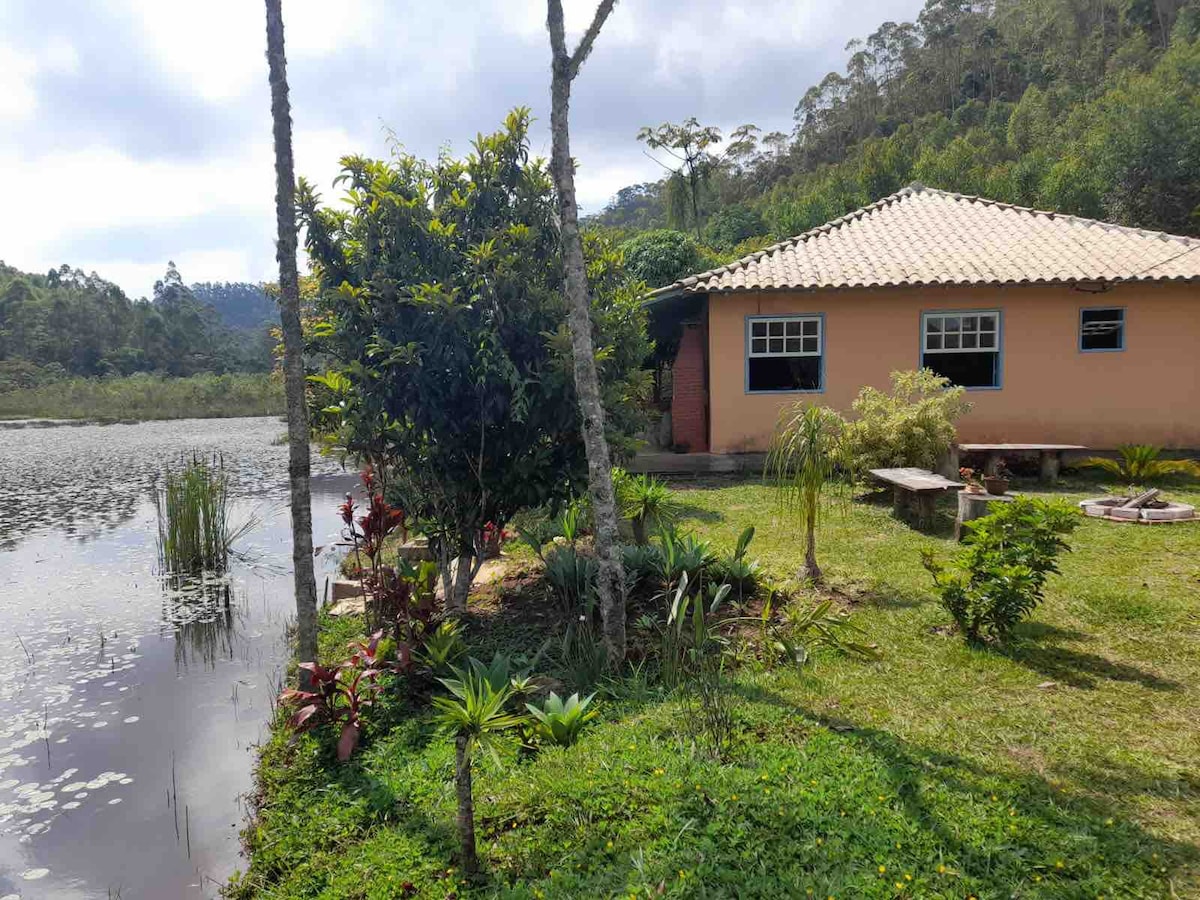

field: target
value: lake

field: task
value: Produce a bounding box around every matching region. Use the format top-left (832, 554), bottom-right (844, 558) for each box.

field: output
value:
top-left (0, 417), bottom-right (352, 898)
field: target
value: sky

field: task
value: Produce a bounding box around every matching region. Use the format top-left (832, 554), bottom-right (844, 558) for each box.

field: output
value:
top-left (0, 0), bottom-right (924, 300)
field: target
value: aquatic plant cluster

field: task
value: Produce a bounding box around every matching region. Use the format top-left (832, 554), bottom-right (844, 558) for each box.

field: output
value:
top-left (155, 454), bottom-right (255, 575)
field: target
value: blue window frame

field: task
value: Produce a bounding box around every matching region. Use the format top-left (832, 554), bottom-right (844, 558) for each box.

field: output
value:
top-left (1079, 307), bottom-right (1125, 352)
top-left (745, 314), bottom-right (824, 394)
top-left (920, 309), bottom-right (1002, 390)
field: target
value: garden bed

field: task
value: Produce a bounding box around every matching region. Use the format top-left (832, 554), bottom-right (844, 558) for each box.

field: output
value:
top-left (231, 475), bottom-right (1200, 898)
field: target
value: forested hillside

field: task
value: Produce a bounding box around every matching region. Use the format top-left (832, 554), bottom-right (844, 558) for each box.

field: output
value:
top-left (596, 0), bottom-right (1200, 284)
top-left (0, 260), bottom-right (274, 391)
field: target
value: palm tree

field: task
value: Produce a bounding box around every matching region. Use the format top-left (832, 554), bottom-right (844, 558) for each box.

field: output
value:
top-left (431, 670), bottom-right (525, 876)
top-left (264, 0), bottom-right (319, 679)
top-left (766, 404), bottom-right (845, 584)
top-left (1080, 445), bottom-right (1200, 491)
top-left (546, 0), bottom-right (625, 665)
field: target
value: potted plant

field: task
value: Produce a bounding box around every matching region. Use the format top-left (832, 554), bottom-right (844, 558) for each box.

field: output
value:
top-left (960, 467), bottom-right (986, 494)
top-left (984, 459), bottom-right (1011, 495)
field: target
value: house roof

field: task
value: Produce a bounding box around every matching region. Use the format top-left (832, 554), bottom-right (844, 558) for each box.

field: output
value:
top-left (648, 184), bottom-right (1200, 300)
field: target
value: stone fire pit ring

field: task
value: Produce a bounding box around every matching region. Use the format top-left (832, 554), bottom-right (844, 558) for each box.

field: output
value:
top-left (1079, 497), bottom-right (1197, 523)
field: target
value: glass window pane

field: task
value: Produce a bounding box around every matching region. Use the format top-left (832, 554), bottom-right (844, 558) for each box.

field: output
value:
top-left (979, 332), bottom-right (995, 349)
top-left (962, 333), bottom-right (977, 349)
top-left (803, 320), bottom-right (818, 336)
top-left (769, 338), bottom-right (784, 353)
top-left (926, 318), bottom-right (942, 334)
top-left (927, 334), bottom-right (943, 350)
top-left (944, 317), bottom-right (960, 333)
top-left (962, 316), bottom-right (977, 331)
top-left (785, 338), bottom-right (801, 353)
top-left (802, 337), bottom-right (818, 353)
top-left (751, 321), bottom-right (766, 337)
top-left (785, 320), bottom-right (802, 336)
top-left (944, 333), bottom-right (960, 349)
top-left (768, 321), bottom-right (784, 337)
top-left (751, 338), bottom-right (766, 354)
top-left (979, 315), bottom-right (996, 331)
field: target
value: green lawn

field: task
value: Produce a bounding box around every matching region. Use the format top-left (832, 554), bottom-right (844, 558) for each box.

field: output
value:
top-left (231, 475), bottom-right (1200, 899)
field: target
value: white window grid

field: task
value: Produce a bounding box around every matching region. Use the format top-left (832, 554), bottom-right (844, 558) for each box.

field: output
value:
top-left (923, 311), bottom-right (999, 353)
top-left (749, 316), bottom-right (821, 357)
top-left (1081, 308), bottom-right (1123, 338)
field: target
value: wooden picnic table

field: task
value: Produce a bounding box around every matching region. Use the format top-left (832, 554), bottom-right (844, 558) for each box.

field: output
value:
top-left (869, 467), bottom-right (965, 530)
top-left (955, 443), bottom-right (1087, 485)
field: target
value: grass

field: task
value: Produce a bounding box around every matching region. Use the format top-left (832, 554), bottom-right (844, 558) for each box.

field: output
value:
top-left (231, 473), bottom-right (1200, 899)
top-left (155, 454), bottom-right (252, 574)
top-left (0, 372), bottom-right (284, 421)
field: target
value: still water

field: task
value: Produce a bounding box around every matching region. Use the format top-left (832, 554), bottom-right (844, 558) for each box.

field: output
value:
top-left (0, 417), bottom-right (351, 898)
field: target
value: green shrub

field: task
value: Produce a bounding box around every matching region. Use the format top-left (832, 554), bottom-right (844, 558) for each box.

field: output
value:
top-left (709, 525), bottom-right (760, 604)
top-left (922, 497), bottom-right (1079, 643)
top-left (543, 545), bottom-right (597, 616)
top-left (842, 369), bottom-right (972, 477)
top-left (415, 620), bottom-right (468, 674)
top-left (621, 543), bottom-right (664, 591)
top-left (1079, 444), bottom-right (1200, 489)
top-left (653, 524), bottom-right (717, 586)
top-left (525, 692), bottom-right (599, 747)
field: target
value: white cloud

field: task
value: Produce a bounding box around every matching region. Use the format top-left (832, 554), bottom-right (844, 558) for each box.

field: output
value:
top-left (0, 0), bottom-right (926, 298)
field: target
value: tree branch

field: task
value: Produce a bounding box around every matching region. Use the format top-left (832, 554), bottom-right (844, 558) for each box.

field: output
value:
top-left (546, 0), bottom-right (568, 63)
top-left (569, 0), bottom-right (618, 79)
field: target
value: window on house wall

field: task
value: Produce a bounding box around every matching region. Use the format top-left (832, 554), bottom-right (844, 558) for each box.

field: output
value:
top-left (747, 315), bottom-right (823, 392)
top-left (921, 310), bottom-right (1001, 389)
top-left (1080, 307), bottom-right (1124, 351)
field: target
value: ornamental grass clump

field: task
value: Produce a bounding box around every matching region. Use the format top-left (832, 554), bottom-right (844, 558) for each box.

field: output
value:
top-left (922, 497), bottom-right (1079, 643)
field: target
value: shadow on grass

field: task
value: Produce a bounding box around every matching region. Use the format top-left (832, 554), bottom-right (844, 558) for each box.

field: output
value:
top-left (997, 622), bottom-right (1181, 691)
top-left (736, 686), bottom-right (1195, 896)
top-left (674, 501), bottom-right (724, 525)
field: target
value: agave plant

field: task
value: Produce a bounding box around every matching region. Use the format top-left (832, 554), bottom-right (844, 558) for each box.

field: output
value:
top-left (525, 691), bottom-right (599, 747)
top-left (414, 619), bottom-right (467, 674)
top-left (431, 669), bottom-right (526, 875)
top-left (1079, 445), bottom-right (1200, 490)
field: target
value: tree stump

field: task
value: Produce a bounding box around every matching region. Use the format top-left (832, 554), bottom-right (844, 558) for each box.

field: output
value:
top-left (955, 491), bottom-right (1014, 540)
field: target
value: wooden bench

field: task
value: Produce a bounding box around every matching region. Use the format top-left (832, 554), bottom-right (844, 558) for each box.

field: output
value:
top-left (955, 444), bottom-right (1087, 485)
top-left (869, 467), bottom-right (965, 530)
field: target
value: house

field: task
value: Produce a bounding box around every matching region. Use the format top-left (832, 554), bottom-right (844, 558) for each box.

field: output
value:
top-left (646, 184), bottom-right (1200, 454)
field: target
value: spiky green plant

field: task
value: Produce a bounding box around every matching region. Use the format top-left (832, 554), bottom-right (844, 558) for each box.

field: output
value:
top-left (614, 469), bottom-right (681, 544)
top-left (1079, 444), bottom-right (1200, 490)
top-left (525, 691), bottom-right (599, 746)
top-left (765, 404), bottom-right (846, 584)
top-left (155, 454), bottom-right (253, 574)
top-left (432, 669), bottom-right (526, 875)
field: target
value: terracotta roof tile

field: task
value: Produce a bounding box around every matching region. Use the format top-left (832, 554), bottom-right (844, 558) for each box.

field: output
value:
top-left (651, 184), bottom-right (1200, 297)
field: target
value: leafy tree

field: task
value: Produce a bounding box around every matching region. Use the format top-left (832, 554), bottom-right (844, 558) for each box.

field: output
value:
top-left (263, 0), bottom-right (319, 681)
top-left (618, 229), bottom-right (710, 288)
top-left (701, 205), bottom-right (767, 251)
top-left (299, 111), bottom-right (650, 613)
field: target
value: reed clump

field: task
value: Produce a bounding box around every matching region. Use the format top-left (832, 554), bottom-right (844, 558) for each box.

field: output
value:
top-left (155, 454), bottom-right (253, 574)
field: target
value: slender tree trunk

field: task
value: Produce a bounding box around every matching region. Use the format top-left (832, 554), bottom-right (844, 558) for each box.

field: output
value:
top-left (802, 511), bottom-right (821, 584)
top-left (546, 0), bottom-right (625, 665)
top-left (455, 733), bottom-right (477, 875)
top-left (264, 0), bottom-right (318, 682)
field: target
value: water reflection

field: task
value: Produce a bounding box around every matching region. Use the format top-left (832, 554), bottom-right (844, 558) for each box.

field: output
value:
top-left (0, 418), bottom-right (352, 898)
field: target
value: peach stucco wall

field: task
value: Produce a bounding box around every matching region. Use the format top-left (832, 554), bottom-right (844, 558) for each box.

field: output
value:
top-left (707, 282), bottom-right (1200, 452)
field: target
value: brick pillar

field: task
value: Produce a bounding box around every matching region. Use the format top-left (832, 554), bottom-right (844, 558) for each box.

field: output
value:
top-left (671, 322), bottom-right (708, 452)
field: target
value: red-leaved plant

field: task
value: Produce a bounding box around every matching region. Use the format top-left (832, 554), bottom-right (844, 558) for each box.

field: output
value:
top-left (279, 644), bottom-right (384, 761)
